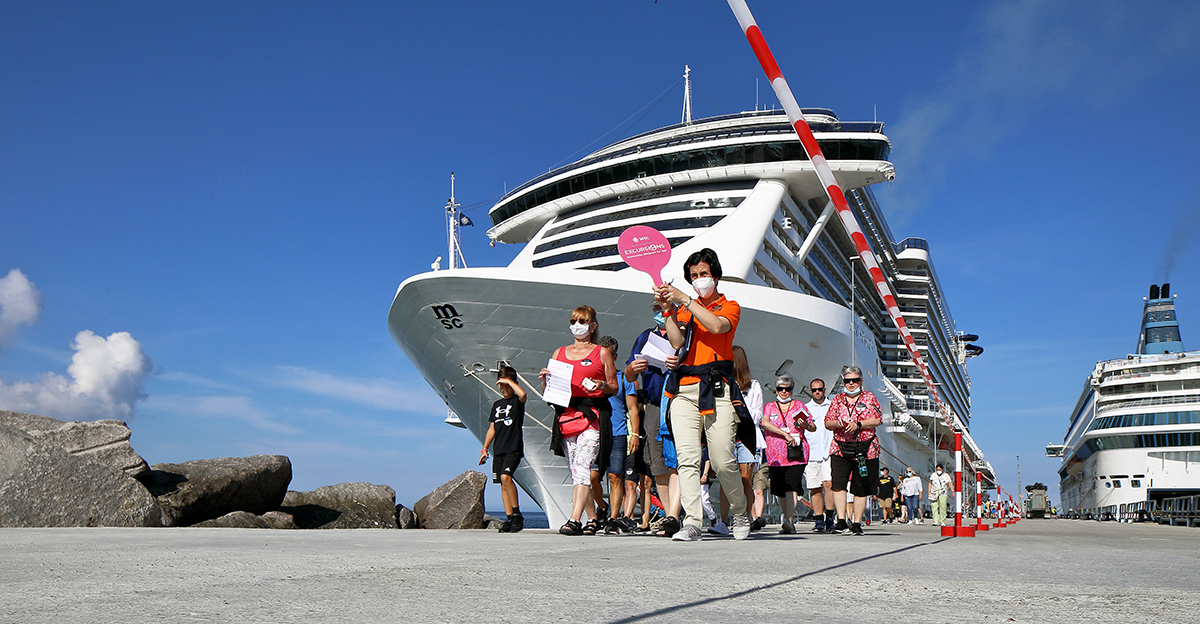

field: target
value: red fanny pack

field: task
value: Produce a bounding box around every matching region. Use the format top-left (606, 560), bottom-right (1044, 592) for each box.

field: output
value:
top-left (558, 409), bottom-right (593, 437)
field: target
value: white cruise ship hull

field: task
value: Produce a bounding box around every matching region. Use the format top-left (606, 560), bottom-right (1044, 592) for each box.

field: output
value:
top-left (388, 266), bottom-right (925, 528)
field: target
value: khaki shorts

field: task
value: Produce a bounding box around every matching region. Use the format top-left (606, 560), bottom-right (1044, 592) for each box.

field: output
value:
top-left (752, 462), bottom-right (769, 491)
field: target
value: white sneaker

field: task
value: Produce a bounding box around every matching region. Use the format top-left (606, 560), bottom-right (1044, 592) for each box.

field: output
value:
top-left (731, 513), bottom-right (751, 540)
top-left (672, 524), bottom-right (703, 541)
top-left (707, 520), bottom-right (730, 536)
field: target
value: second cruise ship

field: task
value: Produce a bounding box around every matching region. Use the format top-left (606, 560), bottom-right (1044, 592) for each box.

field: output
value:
top-left (1050, 284), bottom-right (1200, 517)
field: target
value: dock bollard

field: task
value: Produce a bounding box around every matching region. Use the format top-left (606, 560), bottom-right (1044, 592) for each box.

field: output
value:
top-left (941, 429), bottom-right (975, 537)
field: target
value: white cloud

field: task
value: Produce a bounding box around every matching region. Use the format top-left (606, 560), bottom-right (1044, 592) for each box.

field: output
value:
top-left (0, 269), bottom-right (42, 347)
top-left (0, 330), bottom-right (151, 420)
top-left (268, 365), bottom-right (447, 416)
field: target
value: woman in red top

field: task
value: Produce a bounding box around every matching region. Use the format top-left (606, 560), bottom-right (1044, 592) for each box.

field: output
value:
top-left (539, 305), bottom-right (617, 536)
top-left (824, 365), bottom-right (883, 536)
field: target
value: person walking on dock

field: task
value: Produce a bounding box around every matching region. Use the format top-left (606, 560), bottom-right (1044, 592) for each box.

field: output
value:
top-left (929, 464), bottom-right (953, 527)
top-left (804, 378), bottom-right (835, 532)
top-left (900, 467), bottom-right (924, 525)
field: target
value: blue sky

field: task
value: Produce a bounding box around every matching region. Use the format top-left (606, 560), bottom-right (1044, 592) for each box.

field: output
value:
top-left (2, 1), bottom-right (1198, 510)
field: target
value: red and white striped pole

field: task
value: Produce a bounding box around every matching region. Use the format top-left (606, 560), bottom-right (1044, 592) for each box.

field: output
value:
top-left (725, 0), bottom-right (951, 426)
top-left (995, 486), bottom-right (1006, 527)
top-left (941, 429), bottom-right (974, 537)
top-left (974, 463), bottom-right (989, 531)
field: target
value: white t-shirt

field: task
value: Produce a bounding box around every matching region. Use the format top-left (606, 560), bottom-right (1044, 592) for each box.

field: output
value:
top-left (804, 397), bottom-right (833, 463)
top-left (900, 475), bottom-right (923, 497)
top-left (742, 379), bottom-right (766, 452)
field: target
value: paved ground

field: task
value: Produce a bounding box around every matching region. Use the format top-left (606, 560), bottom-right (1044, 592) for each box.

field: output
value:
top-left (1, 518), bottom-right (1197, 623)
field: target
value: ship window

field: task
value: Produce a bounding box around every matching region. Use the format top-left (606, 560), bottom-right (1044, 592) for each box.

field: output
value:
top-left (1131, 480), bottom-right (1142, 487)
top-left (1104, 482), bottom-right (1111, 488)
top-left (1112, 480), bottom-right (1122, 488)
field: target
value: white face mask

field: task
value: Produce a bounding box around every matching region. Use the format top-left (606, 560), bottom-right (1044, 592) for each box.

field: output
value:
top-left (776, 395), bottom-right (793, 404)
top-left (692, 277), bottom-right (716, 298)
top-left (570, 322), bottom-right (591, 338)
top-left (845, 386), bottom-right (862, 397)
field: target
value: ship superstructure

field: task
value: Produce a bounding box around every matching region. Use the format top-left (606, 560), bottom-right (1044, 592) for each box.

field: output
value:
top-left (1051, 284), bottom-right (1200, 516)
top-left (390, 97), bottom-right (989, 526)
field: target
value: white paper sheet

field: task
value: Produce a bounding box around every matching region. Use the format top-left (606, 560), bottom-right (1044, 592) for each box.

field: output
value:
top-left (543, 358), bottom-right (574, 407)
top-left (635, 331), bottom-right (675, 371)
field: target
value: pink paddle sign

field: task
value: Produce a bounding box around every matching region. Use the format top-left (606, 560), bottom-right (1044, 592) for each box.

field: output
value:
top-left (618, 225), bottom-right (671, 287)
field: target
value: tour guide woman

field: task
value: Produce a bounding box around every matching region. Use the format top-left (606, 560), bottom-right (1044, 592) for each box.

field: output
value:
top-left (540, 305), bottom-right (618, 536)
top-left (653, 248), bottom-right (756, 542)
top-left (825, 365), bottom-right (883, 536)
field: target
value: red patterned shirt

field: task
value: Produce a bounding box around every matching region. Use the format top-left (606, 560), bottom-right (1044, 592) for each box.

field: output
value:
top-left (825, 391), bottom-right (882, 459)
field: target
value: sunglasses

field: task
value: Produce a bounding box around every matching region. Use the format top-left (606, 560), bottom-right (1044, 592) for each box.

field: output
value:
top-left (843, 378), bottom-right (862, 384)
top-left (810, 387), bottom-right (825, 392)
top-left (776, 386), bottom-right (793, 392)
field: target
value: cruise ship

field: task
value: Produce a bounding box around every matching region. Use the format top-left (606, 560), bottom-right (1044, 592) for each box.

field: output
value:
top-left (1050, 284), bottom-right (1200, 517)
top-left (388, 79), bottom-right (993, 528)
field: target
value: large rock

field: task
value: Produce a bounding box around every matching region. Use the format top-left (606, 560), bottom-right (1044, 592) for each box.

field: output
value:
top-left (0, 424), bottom-right (161, 527)
top-left (0, 410), bottom-right (150, 479)
top-left (281, 482), bottom-right (399, 529)
top-left (144, 455), bottom-right (291, 527)
top-left (396, 503), bottom-right (418, 529)
top-left (413, 471), bottom-right (487, 529)
top-left (191, 510), bottom-right (298, 529)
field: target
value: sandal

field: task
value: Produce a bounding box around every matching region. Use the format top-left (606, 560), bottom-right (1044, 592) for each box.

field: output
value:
top-left (655, 516), bottom-right (680, 537)
top-left (596, 504), bottom-right (609, 521)
top-left (582, 519), bottom-right (600, 535)
top-left (559, 519), bottom-right (583, 536)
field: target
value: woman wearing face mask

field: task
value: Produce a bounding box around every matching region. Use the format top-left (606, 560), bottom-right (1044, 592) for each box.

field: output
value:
top-left (899, 466), bottom-right (924, 525)
top-left (652, 248), bottom-right (756, 542)
top-left (759, 373), bottom-right (816, 534)
top-left (824, 365), bottom-right (883, 536)
top-left (928, 463), bottom-right (953, 526)
top-left (540, 305), bottom-right (618, 535)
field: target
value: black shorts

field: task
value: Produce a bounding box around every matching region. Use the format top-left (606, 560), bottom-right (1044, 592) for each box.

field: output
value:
top-left (492, 452), bottom-right (521, 483)
top-left (623, 451), bottom-right (641, 482)
top-left (830, 455), bottom-right (879, 498)
top-left (769, 464), bottom-right (806, 497)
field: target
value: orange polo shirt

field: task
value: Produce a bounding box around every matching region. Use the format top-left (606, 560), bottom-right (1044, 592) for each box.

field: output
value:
top-left (676, 294), bottom-right (740, 385)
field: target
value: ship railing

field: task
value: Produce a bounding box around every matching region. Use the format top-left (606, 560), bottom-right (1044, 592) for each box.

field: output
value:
top-left (1096, 393), bottom-right (1200, 415)
top-left (1117, 501), bottom-right (1152, 523)
top-left (1151, 495), bottom-right (1200, 527)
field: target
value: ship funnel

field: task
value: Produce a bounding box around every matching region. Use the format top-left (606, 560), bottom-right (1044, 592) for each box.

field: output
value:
top-left (1137, 284), bottom-right (1184, 355)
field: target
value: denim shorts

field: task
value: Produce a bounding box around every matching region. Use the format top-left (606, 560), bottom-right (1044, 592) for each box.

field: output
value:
top-left (733, 441), bottom-right (758, 465)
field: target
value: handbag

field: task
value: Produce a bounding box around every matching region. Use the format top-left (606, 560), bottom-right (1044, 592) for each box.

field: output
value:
top-left (558, 408), bottom-right (593, 437)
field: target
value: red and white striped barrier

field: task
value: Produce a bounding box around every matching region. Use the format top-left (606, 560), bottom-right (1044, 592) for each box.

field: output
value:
top-left (974, 465), bottom-right (989, 531)
top-left (725, 0), bottom-right (950, 426)
top-left (941, 430), bottom-right (974, 537)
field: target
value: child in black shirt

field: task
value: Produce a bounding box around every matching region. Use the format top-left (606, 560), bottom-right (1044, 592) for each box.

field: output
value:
top-left (480, 366), bottom-right (527, 532)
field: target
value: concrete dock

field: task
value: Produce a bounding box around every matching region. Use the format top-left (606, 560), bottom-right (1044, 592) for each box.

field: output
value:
top-left (1, 519), bottom-right (1197, 623)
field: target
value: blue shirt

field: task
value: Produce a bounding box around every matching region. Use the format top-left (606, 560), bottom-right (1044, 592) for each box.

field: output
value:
top-left (607, 371), bottom-right (637, 436)
top-left (627, 327), bottom-right (670, 405)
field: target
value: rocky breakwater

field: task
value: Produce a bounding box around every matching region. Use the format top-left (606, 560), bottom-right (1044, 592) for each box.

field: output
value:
top-left (0, 410), bottom-right (495, 529)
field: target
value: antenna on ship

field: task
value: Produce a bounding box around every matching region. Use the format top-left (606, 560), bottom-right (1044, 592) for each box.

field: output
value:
top-left (682, 65), bottom-right (693, 125)
top-left (444, 172), bottom-right (469, 270)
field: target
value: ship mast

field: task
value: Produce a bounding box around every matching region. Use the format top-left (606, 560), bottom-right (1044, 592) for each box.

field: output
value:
top-left (446, 173), bottom-right (468, 270)
top-left (681, 65), bottom-right (693, 125)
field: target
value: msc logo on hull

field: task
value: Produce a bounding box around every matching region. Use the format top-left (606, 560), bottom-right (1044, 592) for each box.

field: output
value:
top-left (431, 304), bottom-right (464, 329)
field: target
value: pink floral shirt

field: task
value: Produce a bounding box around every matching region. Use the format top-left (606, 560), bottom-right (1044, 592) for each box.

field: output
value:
top-left (762, 400), bottom-right (811, 467)
top-left (825, 392), bottom-right (882, 459)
